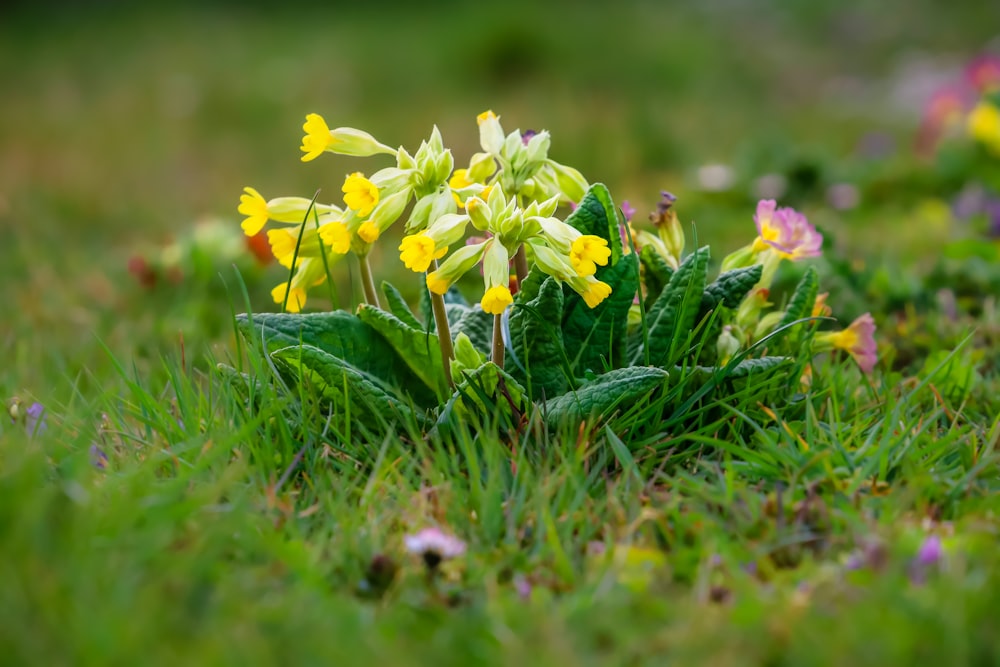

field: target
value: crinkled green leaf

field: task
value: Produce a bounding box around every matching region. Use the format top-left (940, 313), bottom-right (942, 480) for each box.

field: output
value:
top-left (564, 183), bottom-right (623, 263)
top-left (778, 266), bottom-right (819, 330)
top-left (271, 343), bottom-right (423, 429)
top-left (641, 246), bottom-right (710, 367)
top-left (236, 311), bottom-right (406, 384)
top-left (703, 265), bottom-right (763, 310)
top-left (356, 304), bottom-right (447, 401)
top-left (449, 305), bottom-right (494, 355)
top-left (640, 245), bottom-right (675, 309)
top-left (381, 281), bottom-right (423, 330)
top-left (509, 276), bottom-right (568, 399)
top-left (561, 253), bottom-right (639, 374)
top-left (544, 366), bottom-right (669, 426)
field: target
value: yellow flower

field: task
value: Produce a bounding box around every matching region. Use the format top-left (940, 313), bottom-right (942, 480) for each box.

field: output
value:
top-left (238, 187), bottom-right (269, 236)
top-left (399, 233), bottom-right (448, 272)
top-left (569, 235), bottom-right (611, 276)
top-left (481, 285), bottom-right (513, 315)
top-left (967, 102), bottom-right (1000, 154)
top-left (357, 221), bottom-right (380, 244)
top-left (319, 222), bottom-right (351, 254)
top-left (267, 229), bottom-right (298, 268)
top-left (426, 272), bottom-right (451, 295)
top-left (342, 172), bottom-right (379, 216)
top-left (449, 169), bottom-right (473, 190)
top-left (300, 113), bottom-right (335, 162)
top-left (582, 280), bottom-right (612, 308)
top-left (271, 282), bottom-right (307, 313)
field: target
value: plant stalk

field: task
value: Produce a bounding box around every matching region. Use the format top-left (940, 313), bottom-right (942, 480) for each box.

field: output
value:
top-left (513, 244), bottom-right (529, 288)
top-left (430, 290), bottom-right (456, 391)
top-left (358, 254), bottom-right (381, 308)
top-left (492, 313), bottom-right (505, 369)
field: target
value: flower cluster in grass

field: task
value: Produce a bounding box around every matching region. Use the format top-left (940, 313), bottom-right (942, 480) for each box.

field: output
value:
top-left (238, 110), bottom-right (880, 383)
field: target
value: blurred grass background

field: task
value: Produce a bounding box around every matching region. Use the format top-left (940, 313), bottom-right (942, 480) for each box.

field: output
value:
top-left (2, 0), bottom-right (997, 396)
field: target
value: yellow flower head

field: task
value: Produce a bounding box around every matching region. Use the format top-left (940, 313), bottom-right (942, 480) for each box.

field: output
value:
top-left (399, 233), bottom-right (447, 273)
top-left (342, 172), bottom-right (379, 217)
top-left (300, 113), bottom-right (334, 162)
top-left (481, 284), bottom-right (513, 315)
top-left (582, 280), bottom-right (612, 308)
top-left (569, 235), bottom-right (612, 276)
top-left (449, 168), bottom-right (474, 190)
top-left (967, 102), bottom-right (1000, 154)
top-left (319, 222), bottom-right (351, 255)
top-left (271, 281), bottom-right (308, 313)
top-left (426, 272), bottom-right (451, 295)
top-left (238, 187), bottom-right (269, 236)
top-left (267, 229), bottom-right (298, 268)
top-left (357, 221), bottom-right (380, 244)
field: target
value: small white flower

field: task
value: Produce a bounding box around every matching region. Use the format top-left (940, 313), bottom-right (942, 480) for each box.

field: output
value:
top-left (404, 527), bottom-right (467, 564)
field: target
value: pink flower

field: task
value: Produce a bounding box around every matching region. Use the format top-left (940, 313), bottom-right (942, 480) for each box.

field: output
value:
top-left (752, 200), bottom-right (822, 261)
top-left (818, 312), bottom-right (878, 374)
top-left (967, 53), bottom-right (1000, 94)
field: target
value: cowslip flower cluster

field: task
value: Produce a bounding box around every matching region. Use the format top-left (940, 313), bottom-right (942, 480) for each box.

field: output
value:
top-left (453, 110), bottom-right (589, 207)
top-left (400, 186), bottom-right (612, 314)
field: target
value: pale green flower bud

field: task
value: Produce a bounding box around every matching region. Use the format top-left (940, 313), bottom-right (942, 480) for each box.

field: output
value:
top-left (524, 130), bottom-right (551, 164)
top-left (736, 287), bottom-right (771, 331)
top-left (451, 332), bottom-right (487, 383)
top-left (397, 147), bottom-right (417, 171)
top-left (720, 243), bottom-right (756, 272)
top-left (467, 151), bottom-right (497, 183)
top-left (370, 167), bottom-right (411, 193)
top-left (754, 311), bottom-right (786, 340)
top-left (546, 160), bottom-right (589, 203)
top-left (482, 239), bottom-right (511, 290)
top-left (477, 110), bottom-right (505, 155)
top-left (433, 150), bottom-right (455, 187)
top-left (405, 192), bottom-right (435, 233)
top-left (467, 195), bottom-right (492, 231)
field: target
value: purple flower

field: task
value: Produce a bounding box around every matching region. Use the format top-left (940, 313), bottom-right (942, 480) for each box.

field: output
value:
top-left (985, 197), bottom-right (1000, 239)
top-left (656, 191), bottom-right (677, 215)
top-left (752, 199), bottom-right (823, 261)
top-left (404, 527), bottom-right (466, 569)
top-left (89, 444), bottom-right (109, 470)
top-left (620, 200), bottom-right (636, 223)
top-left (521, 129), bottom-right (537, 146)
top-left (24, 402), bottom-right (47, 436)
top-left (915, 534), bottom-right (943, 568)
top-left (966, 53), bottom-right (1000, 93)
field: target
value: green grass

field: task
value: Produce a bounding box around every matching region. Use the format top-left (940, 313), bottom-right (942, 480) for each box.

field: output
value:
top-left (3, 2), bottom-right (1000, 664)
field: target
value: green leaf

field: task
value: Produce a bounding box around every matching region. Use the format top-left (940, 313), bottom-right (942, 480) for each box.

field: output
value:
top-left (509, 276), bottom-right (568, 399)
top-left (236, 311), bottom-right (405, 385)
top-left (437, 362), bottom-right (527, 427)
top-left (641, 246), bottom-right (710, 367)
top-left (516, 266), bottom-right (548, 303)
top-left (564, 183), bottom-right (623, 263)
top-left (777, 266), bottom-right (819, 330)
top-left (544, 366), bottom-right (669, 426)
top-left (703, 265), bottom-right (763, 309)
top-left (381, 281), bottom-right (423, 329)
top-left (561, 253), bottom-right (640, 374)
top-left (639, 246), bottom-right (675, 309)
top-left (449, 305), bottom-right (493, 355)
top-left (271, 344), bottom-right (422, 429)
top-left (356, 304), bottom-right (448, 401)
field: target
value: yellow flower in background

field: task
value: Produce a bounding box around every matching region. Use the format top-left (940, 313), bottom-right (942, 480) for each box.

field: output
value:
top-left (481, 285), bottom-right (513, 315)
top-left (342, 172), bottom-right (379, 216)
top-left (238, 187), bottom-right (270, 235)
top-left (569, 235), bottom-right (611, 276)
top-left (271, 282), bottom-right (307, 313)
top-left (967, 102), bottom-right (1000, 154)
top-left (399, 233), bottom-right (448, 272)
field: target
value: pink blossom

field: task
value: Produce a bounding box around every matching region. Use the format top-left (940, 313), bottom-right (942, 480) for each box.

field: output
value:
top-left (820, 312), bottom-right (877, 374)
top-left (404, 527), bottom-right (466, 568)
top-left (752, 199), bottom-right (822, 261)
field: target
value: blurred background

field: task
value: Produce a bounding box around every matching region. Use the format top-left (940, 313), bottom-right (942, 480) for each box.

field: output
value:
top-left (2, 0), bottom-right (998, 393)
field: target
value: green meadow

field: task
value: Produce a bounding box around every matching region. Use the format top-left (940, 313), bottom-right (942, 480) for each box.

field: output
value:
top-left (2, 2), bottom-right (999, 665)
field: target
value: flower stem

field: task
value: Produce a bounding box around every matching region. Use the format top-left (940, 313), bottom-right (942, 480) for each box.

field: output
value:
top-left (430, 290), bottom-right (456, 391)
top-left (513, 244), bottom-right (529, 288)
top-left (492, 313), bottom-right (505, 369)
top-left (358, 255), bottom-right (381, 308)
